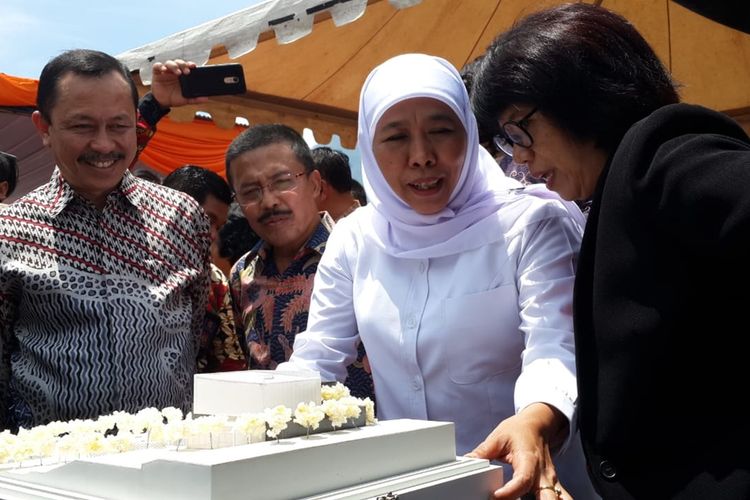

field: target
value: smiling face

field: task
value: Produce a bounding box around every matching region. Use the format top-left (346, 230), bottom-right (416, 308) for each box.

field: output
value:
top-left (32, 71), bottom-right (137, 208)
top-left (497, 105), bottom-right (608, 201)
top-left (371, 97), bottom-right (467, 215)
top-left (228, 142), bottom-right (321, 260)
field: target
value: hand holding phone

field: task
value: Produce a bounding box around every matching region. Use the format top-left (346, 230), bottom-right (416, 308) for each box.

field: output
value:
top-left (179, 63), bottom-right (247, 98)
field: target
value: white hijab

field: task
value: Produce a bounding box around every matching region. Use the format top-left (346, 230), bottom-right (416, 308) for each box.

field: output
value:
top-left (358, 53), bottom-right (521, 258)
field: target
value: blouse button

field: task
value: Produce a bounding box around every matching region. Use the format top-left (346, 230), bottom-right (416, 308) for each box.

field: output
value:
top-left (599, 460), bottom-right (617, 481)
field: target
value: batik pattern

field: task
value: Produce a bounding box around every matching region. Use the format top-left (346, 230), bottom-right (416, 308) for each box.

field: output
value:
top-left (230, 213), bottom-right (374, 401)
top-left (0, 169), bottom-right (211, 430)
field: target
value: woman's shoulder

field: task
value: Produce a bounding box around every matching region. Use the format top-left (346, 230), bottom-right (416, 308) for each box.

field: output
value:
top-left (497, 186), bottom-right (586, 234)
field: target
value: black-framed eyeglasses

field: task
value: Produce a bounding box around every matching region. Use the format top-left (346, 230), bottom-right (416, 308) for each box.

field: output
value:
top-left (492, 107), bottom-right (537, 157)
top-left (234, 171), bottom-right (307, 206)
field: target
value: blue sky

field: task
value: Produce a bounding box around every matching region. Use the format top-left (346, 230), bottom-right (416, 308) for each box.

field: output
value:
top-left (1, 0), bottom-right (362, 178)
top-left (1, 0), bottom-right (263, 78)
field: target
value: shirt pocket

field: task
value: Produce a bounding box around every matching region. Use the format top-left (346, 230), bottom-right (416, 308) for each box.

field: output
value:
top-left (442, 284), bottom-right (524, 385)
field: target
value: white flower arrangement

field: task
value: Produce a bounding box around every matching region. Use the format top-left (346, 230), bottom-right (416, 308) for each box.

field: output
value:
top-left (0, 382), bottom-right (376, 467)
top-left (293, 401), bottom-right (326, 437)
top-left (264, 405), bottom-right (293, 441)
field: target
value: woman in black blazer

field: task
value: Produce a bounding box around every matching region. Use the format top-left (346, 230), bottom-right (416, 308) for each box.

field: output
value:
top-left (471, 4), bottom-right (750, 499)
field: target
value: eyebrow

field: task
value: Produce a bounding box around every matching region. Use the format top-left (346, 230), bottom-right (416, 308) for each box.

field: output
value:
top-left (378, 112), bottom-right (458, 131)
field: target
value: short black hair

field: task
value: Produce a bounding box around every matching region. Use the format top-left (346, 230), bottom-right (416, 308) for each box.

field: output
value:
top-left (225, 124), bottom-right (314, 188)
top-left (37, 49), bottom-right (139, 123)
top-left (0, 152), bottom-right (18, 198)
top-left (471, 3), bottom-right (679, 156)
top-left (311, 146), bottom-right (353, 193)
top-left (350, 178), bottom-right (367, 206)
top-left (217, 206), bottom-right (259, 264)
top-left (162, 165), bottom-right (232, 205)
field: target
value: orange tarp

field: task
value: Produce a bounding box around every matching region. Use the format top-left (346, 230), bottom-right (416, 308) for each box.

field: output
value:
top-left (0, 74), bottom-right (38, 107)
top-left (0, 73), bottom-right (241, 177)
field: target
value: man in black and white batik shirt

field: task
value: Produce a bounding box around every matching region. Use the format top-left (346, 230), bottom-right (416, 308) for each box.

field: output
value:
top-left (0, 50), bottom-right (210, 431)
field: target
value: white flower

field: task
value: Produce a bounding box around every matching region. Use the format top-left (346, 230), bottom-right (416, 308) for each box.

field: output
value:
top-left (10, 436), bottom-right (34, 464)
top-left (193, 415), bottom-right (227, 435)
top-left (264, 405), bottom-right (292, 439)
top-left (55, 434), bottom-right (78, 460)
top-left (321, 400), bottom-right (349, 429)
top-left (161, 407), bottom-right (184, 425)
top-left (320, 382), bottom-right (350, 401)
top-left (19, 426), bottom-right (56, 458)
top-left (44, 420), bottom-right (71, 437)
top-left (362, 397), bottom-right (377, 425)
top-left (109, 411), bottom-right (139, 434)
top-left (338, 397), bottom-right (362, 421)
top-left (94, 414), bottom-right (118, 434)
top-left (0, 431), bottom-right (18, 464)
top-left (162, 421), bottom-right (187, 445)
top-left (106, 433), bottom-right (136, 453)
top-left (293, 402), bottom-right (326, 435)
top-left (77, 432), bottom-right (111, 456)
top-left (67, 418), bottom-right (97, 435)
top-left (233, 414), bottom-right (266, 443)
top-left (135, 407), bottom-right (164, 432)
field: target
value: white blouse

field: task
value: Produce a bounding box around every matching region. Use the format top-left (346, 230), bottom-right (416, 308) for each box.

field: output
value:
top-left (286, 191), bottom-right (583, 455)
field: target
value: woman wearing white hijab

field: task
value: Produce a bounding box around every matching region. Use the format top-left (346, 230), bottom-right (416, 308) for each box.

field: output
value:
top-left (284, 54), bottom-right (595, 499)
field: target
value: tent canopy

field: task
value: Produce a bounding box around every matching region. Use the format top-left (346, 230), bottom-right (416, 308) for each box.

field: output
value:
top-left (2, 0), bottom-right (750, 201)
top-left (118, 0), bottom-right (750, 149)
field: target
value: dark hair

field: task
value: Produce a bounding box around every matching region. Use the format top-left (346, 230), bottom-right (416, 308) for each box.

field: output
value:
top-left (459, 55), bottom-right (496, 148)
top-left (132, 169), bottom-right (162, 184)
top-left (0, 152), bottom-right (18, 199)
top-left (350, 178), bottom-right (367, 206)
top-left (163, 164), bottom-right (232, 205)
top-left (37, 49), bottom-right (139, 123)
top-left (471, 3), bottom-right (679, 155)
top-left (217, 204), bottom-right (259, 264)
top-left (311, 146), bottom-right (353, 193)
top-left (225, 124), bottom-right (314, 187)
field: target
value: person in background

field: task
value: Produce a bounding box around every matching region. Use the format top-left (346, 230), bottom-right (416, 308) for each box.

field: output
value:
top-left (162, 165), bottom-right (247, 372)
top-left (281, 53), bottom-right (595, 499)
top-left (350, 178), bottom-right (367, 206)
top-left (131, 168), bottom-right (162, 184)
top-left (214, 202), bottom-right (259, 277)
top-left (471, 4), bottom-right (750, 498)
top-left (0, 49), bottom-right (211, 430)
top-left (309, 146), bottom-right (371, 399)
top-left (311, 146), bottom-right (361, 221)
top-left (163, 165), bottom-right (231, 243)
top-left (0, 152), bottom-right (18, 206)
top-left (226, 124), bottom-right (374, 400)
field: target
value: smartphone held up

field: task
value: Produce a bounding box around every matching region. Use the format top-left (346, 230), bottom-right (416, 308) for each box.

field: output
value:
top-left (179, 63), bottom-right (247, 98)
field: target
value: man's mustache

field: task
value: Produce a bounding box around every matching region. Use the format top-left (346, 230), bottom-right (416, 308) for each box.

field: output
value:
top-left (78, 152), bottom-right (126, 163)
top-left (258, 209), bottom-right (292, 224)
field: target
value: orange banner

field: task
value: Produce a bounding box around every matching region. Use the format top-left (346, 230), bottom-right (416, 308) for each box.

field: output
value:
top-left (0, 74), bottom-right (241, 177)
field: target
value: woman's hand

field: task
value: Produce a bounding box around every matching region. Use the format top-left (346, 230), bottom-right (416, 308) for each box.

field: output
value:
top-left (466, 402), bottom-right (572, 499)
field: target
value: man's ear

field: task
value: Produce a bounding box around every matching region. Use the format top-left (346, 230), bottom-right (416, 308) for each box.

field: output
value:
top-left (0, 181), bottom-right (8, 202)
top-left (31, 111), bottom-right (52, 147)
top-left (308, 169), bottom-right (324, 199)
top-left (318, 178), bottom-right (329, 202)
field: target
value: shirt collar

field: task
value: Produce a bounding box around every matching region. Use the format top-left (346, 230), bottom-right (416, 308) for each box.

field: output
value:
top-left (256, 211), bottom-right (335, 262)
top-left (42, 167), bottom-right (143, 216)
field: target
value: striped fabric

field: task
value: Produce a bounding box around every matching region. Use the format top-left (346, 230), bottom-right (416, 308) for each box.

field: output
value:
top-left (0, 169), bottom-right (211, 430)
